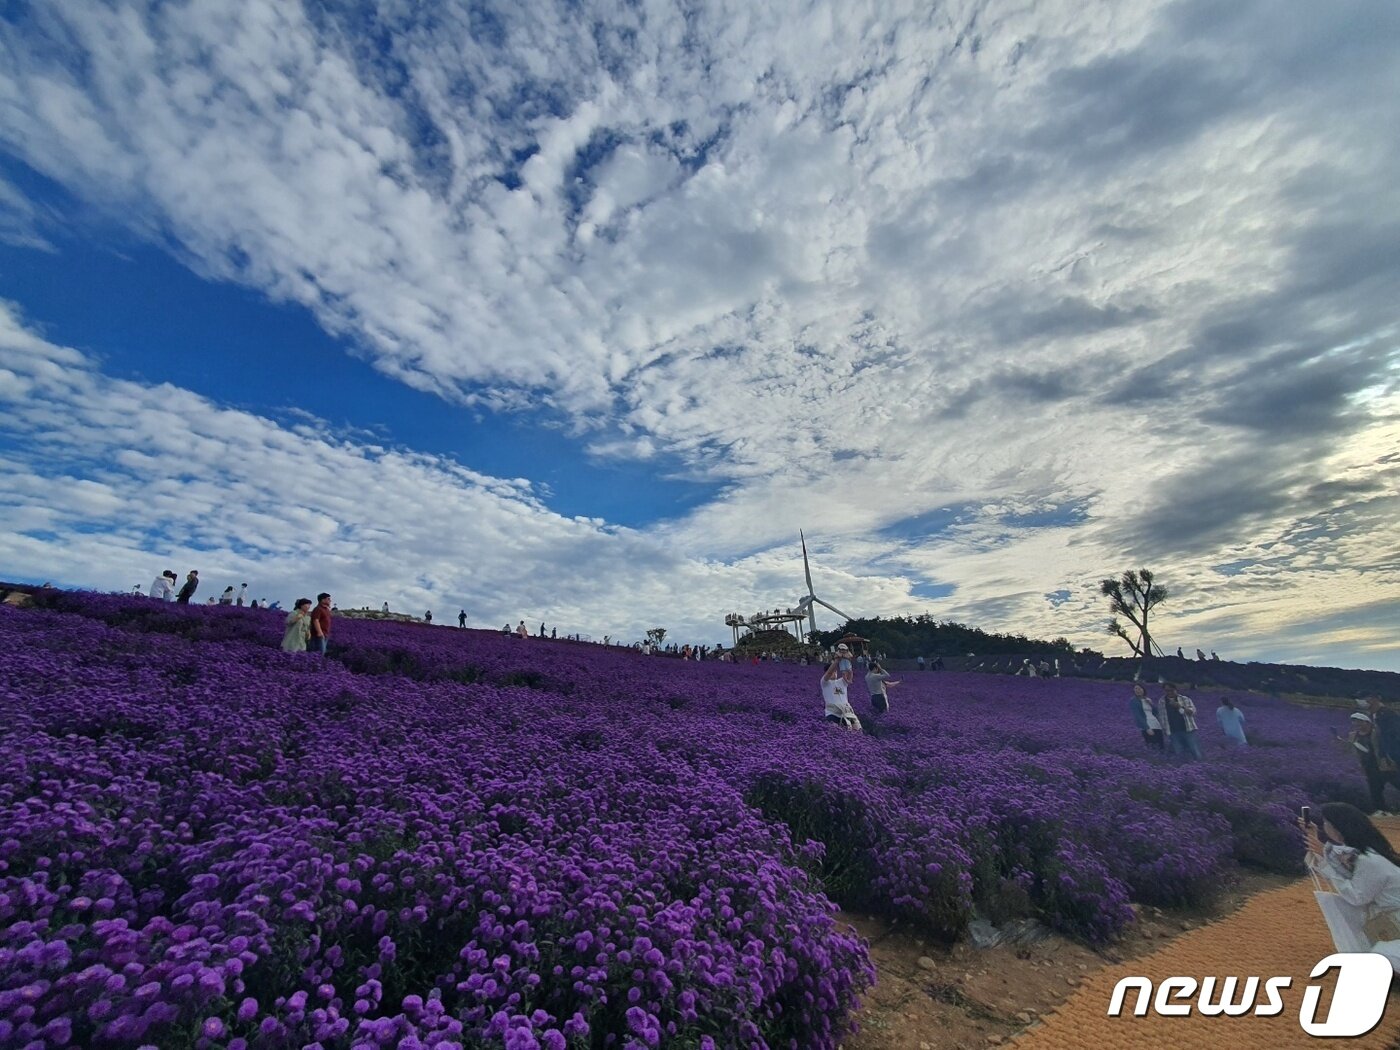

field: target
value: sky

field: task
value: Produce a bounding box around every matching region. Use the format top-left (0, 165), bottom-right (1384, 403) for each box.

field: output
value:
top-left (0, 0), bottom-right (1397, 668)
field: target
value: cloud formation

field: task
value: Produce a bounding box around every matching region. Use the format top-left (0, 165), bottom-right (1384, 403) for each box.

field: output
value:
top-left (0, 0), bottom-right (1397, 666)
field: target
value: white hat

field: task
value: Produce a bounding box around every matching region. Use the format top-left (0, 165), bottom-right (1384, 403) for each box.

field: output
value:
top-left (1351, 712), bottom-right (1372, 723)
top-left (835, 644), bottom-right (851, 653)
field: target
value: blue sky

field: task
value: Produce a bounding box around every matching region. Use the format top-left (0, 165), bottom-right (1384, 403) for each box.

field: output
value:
top-left (0, 157), bottom-right (721, 526)
top-left (0, 0), bottom-right (1397, 666)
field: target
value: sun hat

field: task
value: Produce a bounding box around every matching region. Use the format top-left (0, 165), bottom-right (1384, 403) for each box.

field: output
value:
top-left (1351, 712), bottom-right (1372, 722)
top-left (835, 643), bottom-right (851, 654)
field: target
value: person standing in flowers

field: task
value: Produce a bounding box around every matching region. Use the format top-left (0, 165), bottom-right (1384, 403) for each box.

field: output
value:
top-left (281, 598), bottom-right (313, 653)
top-left (1344, 712), bottom-right (1400, 814)
top-left (865, 661), bottom-right (900, 715)
top-left (1216, 697), bottom-right (1248, 747)
top-left (1162, 683), bottom-right (1201, 760)
top-left (148, 569), bottom-right (177, 602)
top-left (1302, 802), bottom-right (1400, 972)
top-left (175, 569), bottom-right (199, 604)
top-left (1129, 683), bottom-right (1164, 750)
top-left (309, 592), bottom-right (332, 655)
top-left (1367, 697), bottom-right (1400, 770)
top-left (821, 662), bottom-right (861, 730)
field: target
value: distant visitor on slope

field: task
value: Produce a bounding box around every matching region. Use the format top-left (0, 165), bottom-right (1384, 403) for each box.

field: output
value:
top-left (218, 586), bottom-right (235, 605)
top-left (1177, 647), bottom-right (1184, 658)
top-left (821, 663), bottom-right (861, 731)
top-left (917, 655), bottom-right (926, 671)
top-left (539, 622), bottom-right (546, 638)
top-left (1303, 802), bottom-right (1400, 972)
top-left (236, 582), bottom-right (248, 606)
top-left (131, 584), bottom-right (143, 595)
top-left (516, 621), bottom-right (529, 638)
top-left (1017, 658), bottom-right (1037, 677)
top-left (309, 592), bottom-right (332, 655)
top-left (458, 610), bottom-right (467, 628)
top-left (1162, 683), bottom-right (1201, 760)
top-left (551, 627), bottom-right (556, 639)
top-left (149, 570), bottom-right (177, 602)
top-left (424, 610), bottom-right (432, 623)
top-left (382, 601), bottom-right (390, 613)
top-left (1129, 683), bottom-right (1164, 751)
top-left (1210, 650), bottom-right (1220, 661)
top-left (865, 661), bottom-right (900, 716)
top-left (282, 598), bottom-right (313, 653)
top-left (1216, 697), bottom-right (1248, 747)
top-left (1196, 648), bottom-right (1207, 661)
top-left (175, 570), bottom-right (199, 604)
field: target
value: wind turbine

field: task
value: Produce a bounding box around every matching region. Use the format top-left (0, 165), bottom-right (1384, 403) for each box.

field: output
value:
top-left (794, 530), bottom-right (854, 636)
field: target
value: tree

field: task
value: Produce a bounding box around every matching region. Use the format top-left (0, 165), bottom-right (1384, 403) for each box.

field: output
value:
top-left (1100, 569), bottom-right (1168, 658)
top-left (645, 627), bottom-right (667, 647)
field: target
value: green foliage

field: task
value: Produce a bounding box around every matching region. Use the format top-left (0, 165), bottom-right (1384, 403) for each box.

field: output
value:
top-left (811, 615), bottom-right (1084, 659)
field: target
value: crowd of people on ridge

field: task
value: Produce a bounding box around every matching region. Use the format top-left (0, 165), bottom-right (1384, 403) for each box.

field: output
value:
top-left (140, 570), bottom-right (277, 610)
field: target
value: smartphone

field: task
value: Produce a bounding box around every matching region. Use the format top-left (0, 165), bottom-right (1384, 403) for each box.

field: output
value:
top-left (1301, 805), bottom-right (1311, 825)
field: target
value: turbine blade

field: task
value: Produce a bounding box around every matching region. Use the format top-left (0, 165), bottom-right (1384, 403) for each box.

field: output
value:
top-left (801, 530), bottom-right (815, 595)
top-left (814, 597), bottom-right (853, 622)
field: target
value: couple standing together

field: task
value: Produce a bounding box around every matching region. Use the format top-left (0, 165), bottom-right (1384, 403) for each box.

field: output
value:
top-left (281, 593), bottom-right (333, 654)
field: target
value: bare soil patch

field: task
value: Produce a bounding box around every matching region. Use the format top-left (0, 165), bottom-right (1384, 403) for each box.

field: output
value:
top-left (841, 870), bottom-right (1295, 1049)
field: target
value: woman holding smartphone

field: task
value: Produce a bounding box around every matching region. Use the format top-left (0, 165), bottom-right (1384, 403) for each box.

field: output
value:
top-left (1303, 802), bottom-right (1400, 971)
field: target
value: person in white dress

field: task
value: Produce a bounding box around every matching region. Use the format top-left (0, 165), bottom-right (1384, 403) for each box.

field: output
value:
top-left (1304, 802), bottom-right (1400, 972)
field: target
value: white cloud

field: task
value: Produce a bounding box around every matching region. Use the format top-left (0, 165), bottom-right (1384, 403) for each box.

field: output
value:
top-left (0, 303), bottom-right (871, 641)
top-left (0, 0), bottom-right (1398, 666)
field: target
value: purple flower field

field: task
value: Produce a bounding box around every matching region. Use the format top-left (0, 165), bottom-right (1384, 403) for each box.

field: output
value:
top-left (0, 595), bottom-right (1365, 1049)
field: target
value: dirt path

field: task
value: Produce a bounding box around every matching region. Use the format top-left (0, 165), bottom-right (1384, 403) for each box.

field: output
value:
top-left (845, 820), bottom-right (1400, 1049)
top-left (841, 872), bottom-right (1293, 1049)
top-left (1008, 875), bottom-right (1400, 1049)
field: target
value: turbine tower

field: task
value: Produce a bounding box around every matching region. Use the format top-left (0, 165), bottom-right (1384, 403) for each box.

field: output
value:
top-left (794, 530), bottom-right (854, 636)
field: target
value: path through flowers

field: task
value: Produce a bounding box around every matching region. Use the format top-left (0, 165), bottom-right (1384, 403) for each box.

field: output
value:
top-left (1010, 818), bottom-right (1400, 1050)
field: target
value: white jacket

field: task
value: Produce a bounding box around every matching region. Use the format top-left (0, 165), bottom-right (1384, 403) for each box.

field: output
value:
top-left (821, 675), bottom-right (859, 725)
top-left (149, 576), bottom-right (175, 601)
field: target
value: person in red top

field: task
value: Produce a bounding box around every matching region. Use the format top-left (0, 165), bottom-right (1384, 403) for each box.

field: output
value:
top-left (309, 592), bottom-right (332, 655)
